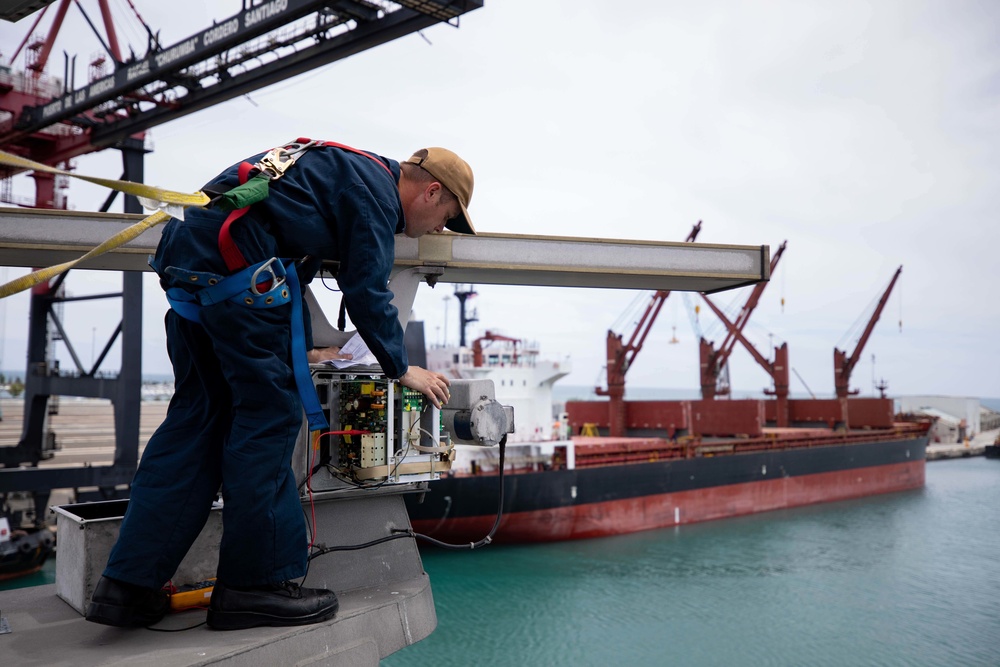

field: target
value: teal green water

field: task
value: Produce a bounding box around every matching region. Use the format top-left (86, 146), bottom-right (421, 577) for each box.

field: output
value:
top-left (386, 458), bottom-right (1000, 667)
top-left (0, 553), bottom-right (55, 591)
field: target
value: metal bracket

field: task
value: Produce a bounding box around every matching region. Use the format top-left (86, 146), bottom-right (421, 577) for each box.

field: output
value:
top-left (256, 140), bottom-right (318, 180)
top-left (388, 265), bottom-right (446, 330)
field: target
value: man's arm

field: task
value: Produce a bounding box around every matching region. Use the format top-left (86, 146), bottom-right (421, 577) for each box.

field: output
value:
top-left (331, 183), bottom-right (409, 378)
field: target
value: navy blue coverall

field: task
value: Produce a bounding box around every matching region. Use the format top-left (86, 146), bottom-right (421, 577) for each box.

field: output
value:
top-left (104, 146), bottom-right (409, 589)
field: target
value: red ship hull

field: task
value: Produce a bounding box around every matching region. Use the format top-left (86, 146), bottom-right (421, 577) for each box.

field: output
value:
top-left (407, 432), bottom-right (929, 543)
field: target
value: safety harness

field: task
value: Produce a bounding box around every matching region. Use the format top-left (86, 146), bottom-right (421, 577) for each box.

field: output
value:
top-left (162, 138), bottom-right (395, 432)
top-left (212, 138), bottom-right (393, 273)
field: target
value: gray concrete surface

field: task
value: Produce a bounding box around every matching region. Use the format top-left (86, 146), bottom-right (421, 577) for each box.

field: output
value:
top-left (0, 576), bottom-right (433, 666)
top-left (926, 427), bottom-right (999, 460)
top-left (0, 488), bottom-right (437, 666)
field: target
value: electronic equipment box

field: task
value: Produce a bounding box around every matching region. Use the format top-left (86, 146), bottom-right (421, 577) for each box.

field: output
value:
top-left (293, 368), bottom-right (453, 495)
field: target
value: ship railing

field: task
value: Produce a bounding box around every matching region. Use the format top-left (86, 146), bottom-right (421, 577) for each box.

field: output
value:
top-left (456, 454), bottom-right (552, 476)
top-left (561, 439), bottom-right (688, 468)
top-left (561, 422), bottom-right (931, 469)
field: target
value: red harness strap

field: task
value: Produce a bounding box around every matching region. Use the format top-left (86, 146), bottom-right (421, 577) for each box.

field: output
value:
top-left (217, 161), bottom-right (257, 273)
top-left (309, 139), bottom-right (393, 177)
top-left (216, 139), bottom-right (393, 273)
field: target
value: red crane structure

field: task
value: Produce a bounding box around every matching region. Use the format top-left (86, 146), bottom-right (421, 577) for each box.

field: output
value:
top-left (0, 0), bottom-right (484, 207)
top-left (472, 331), bottom-right (520, 367)
top-left (567, 256), bottom-right (906, 439)
top-left (595, 221), bottom-right (701, 437)
top-left (0, 0), bottom-right (483, 513)
top-left (697, 240), bottom-right (788, 424)
top-left (833, 265), bottom-right (902, 399)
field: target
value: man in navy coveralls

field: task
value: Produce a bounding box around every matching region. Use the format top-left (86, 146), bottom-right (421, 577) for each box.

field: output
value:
top-left (86, 143), bottom-right (475, 630)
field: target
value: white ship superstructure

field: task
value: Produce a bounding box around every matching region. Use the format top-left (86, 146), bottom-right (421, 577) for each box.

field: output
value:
top-left (426, 332), bottom-right (571, 444)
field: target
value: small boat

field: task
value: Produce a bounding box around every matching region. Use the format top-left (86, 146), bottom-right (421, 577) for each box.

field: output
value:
top-left (986, 443), bottom-right (1000, 459)
top-left (0, 515), bottom-right (55, 582)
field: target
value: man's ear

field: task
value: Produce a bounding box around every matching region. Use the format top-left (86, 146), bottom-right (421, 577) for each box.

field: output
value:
top-left (425, 182), bottom-right (442, 201)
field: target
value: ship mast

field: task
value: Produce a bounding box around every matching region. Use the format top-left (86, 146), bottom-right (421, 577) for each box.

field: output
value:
top-left (453, 284), bottom-right (478, 347)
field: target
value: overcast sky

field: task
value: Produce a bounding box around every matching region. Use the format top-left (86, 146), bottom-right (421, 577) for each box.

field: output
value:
top-left (1, 0), bottom-right (998, 399)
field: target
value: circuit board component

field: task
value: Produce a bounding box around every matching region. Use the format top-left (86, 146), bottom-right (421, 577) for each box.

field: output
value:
top-left (298, 370), bottom-right (454, 490)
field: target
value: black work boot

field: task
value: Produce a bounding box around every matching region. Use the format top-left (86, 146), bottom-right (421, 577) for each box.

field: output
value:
top-left (206, 580), bottom-right (339, 631)
top-left (85, 575), bottom-right (170, 627)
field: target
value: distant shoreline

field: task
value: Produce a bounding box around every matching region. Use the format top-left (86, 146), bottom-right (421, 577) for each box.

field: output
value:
top-left (0, 372), bottom-right (996, 413)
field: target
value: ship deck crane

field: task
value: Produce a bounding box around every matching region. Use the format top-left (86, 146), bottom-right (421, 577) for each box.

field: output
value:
top-left (596, 221), bottom-right (701, 437)
top-left (472, 330), bottom-right (520, 367)
top-left (834, 265), bottom-right (902, 398)
top-left (698, 239), bottom-right (786, 384)
top-left (698, 240), bottom-right (788, 424)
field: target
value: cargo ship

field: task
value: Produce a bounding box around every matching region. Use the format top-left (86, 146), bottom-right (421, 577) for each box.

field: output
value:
top-left (405, 272), bottom-right (931, 543)
top-left (405, 402), bottom-right (930, 543)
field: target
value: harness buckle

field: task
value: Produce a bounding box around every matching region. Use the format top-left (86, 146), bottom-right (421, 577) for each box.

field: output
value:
top-left (250, 257), bottom-right (286, 296)
top-left (256, 140), bottom-right (319, 181)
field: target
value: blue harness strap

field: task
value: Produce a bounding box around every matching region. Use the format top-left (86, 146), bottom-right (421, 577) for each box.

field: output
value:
top-left (163, 257), bottom-right (329, 432)
top-left (281, 263), bottom-right (329, 432)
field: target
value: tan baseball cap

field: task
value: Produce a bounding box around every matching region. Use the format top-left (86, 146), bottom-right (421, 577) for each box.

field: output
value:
top-left (405, 147), bottom-right (476, 235)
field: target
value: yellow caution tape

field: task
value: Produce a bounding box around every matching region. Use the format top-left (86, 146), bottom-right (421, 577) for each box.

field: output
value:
top-left (0, 149), bottom-right (211, 208)
top-left (0, 148), bottom-right (213, 299)
top-left (0, 210), bottom-right (171, 298)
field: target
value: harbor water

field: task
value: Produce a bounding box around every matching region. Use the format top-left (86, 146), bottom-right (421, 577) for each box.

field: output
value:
top-left (385, 457), bottom-right (999, 667)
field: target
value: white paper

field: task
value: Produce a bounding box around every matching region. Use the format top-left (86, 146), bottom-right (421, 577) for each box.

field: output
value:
top-left (321, 332), bottom-right (378, 369)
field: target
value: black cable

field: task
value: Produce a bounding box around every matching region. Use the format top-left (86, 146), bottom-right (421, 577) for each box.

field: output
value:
top-left (303, 390), bottom-right (509, 560)
top-left (318, 273), bottom-right (341, 292)
top-left (410, 436), bottom-right (507, 550)
top-left (144, 607), bottom-right (209, 632)
top-left (147, 428), bottom-right (510, 630)
top-left (306, 436), bottom-right (508, 558)
top-left (308, 532), bottom-right (414, 559)
top-left (300, 444), bottom-right (415, 582)
top-left (145, 620), bottom-right (208, 632)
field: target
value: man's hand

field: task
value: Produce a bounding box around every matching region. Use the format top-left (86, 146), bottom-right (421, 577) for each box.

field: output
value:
top-left (399, 366), bottom-right (451, 409)
top-left (307, 347), bottom-right (353, 363)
